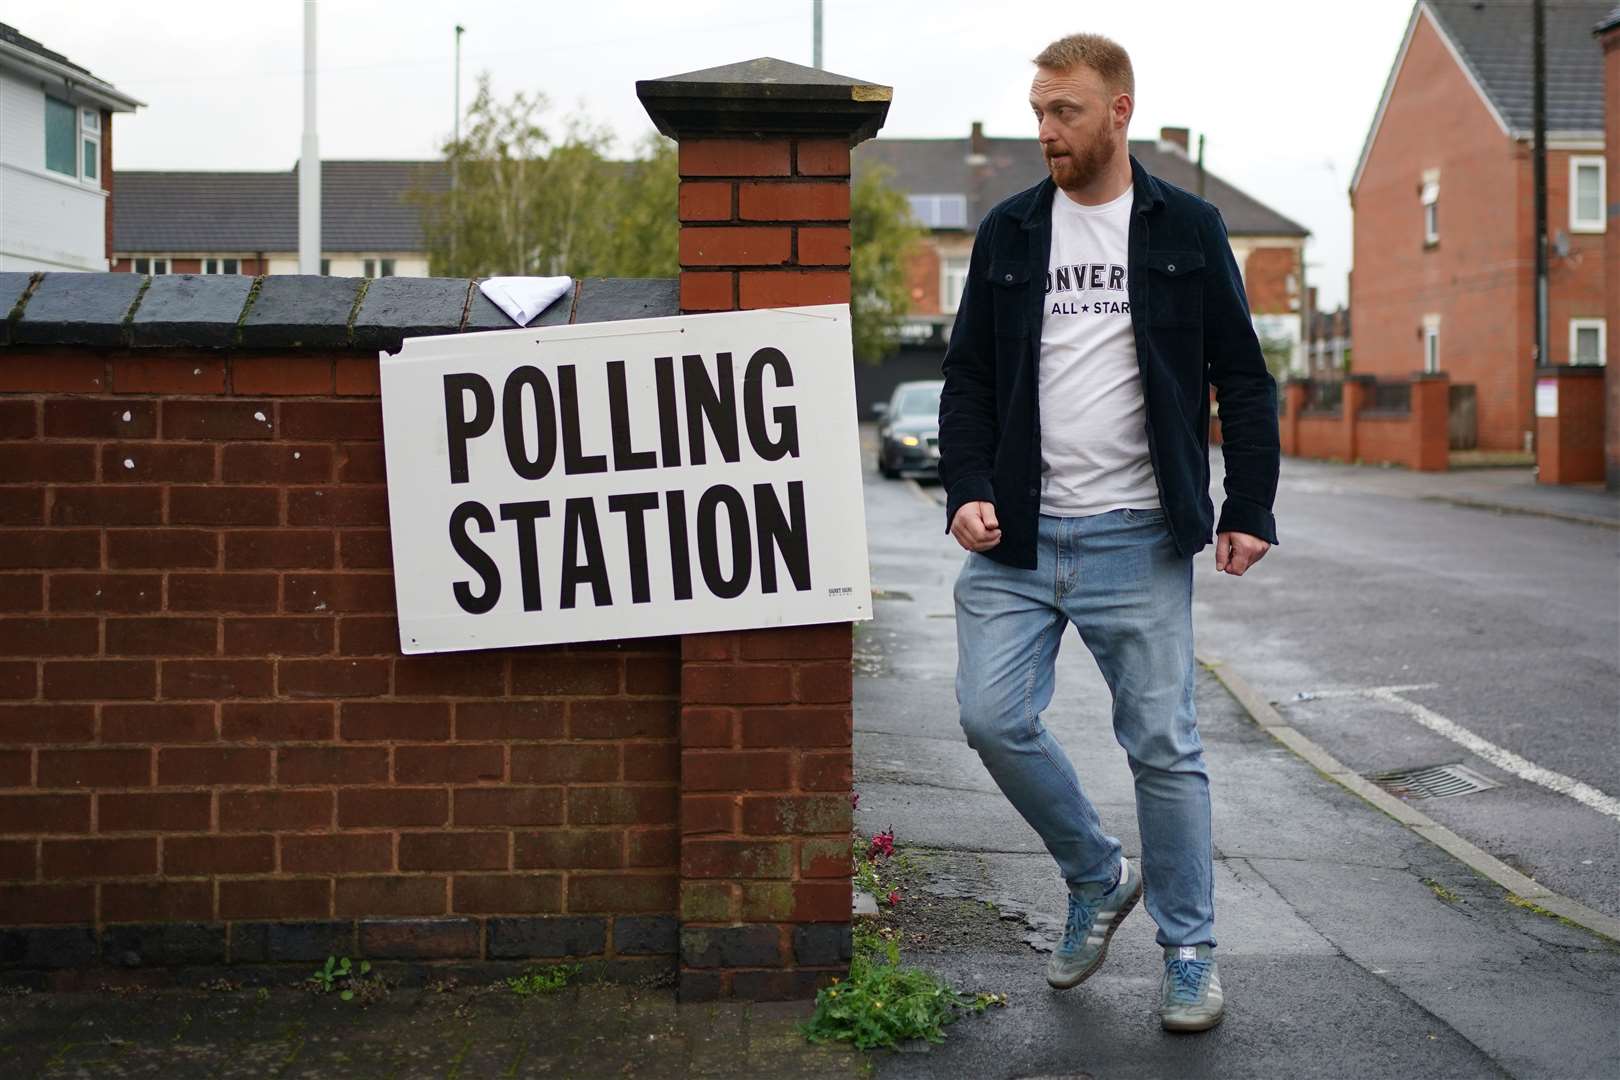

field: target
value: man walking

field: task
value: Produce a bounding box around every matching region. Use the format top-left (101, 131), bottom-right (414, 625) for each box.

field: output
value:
top-left (938, 32), bottom-right (1280, 1032)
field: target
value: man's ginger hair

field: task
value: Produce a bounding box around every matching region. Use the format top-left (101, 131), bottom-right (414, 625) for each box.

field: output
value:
top-left (1032, 33), bottom-right (1135, 98)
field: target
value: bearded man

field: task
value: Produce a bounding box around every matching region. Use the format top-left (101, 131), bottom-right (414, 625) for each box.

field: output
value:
top-left (937, 32), bottom-right (1280, 1032)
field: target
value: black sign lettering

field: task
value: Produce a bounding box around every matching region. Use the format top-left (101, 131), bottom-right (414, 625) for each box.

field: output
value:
top-left (606, 360), bottom-right (658, 472)
top-left (443, 374), bottom-right (494, 484)
top-left (743, 347), bottom-right (800, 462)
top-left (697, 484), bottom-right (751, 599)
top-left (449, 500), bottom-right (500, 613)
top-left (560, 497), bottom-right (612, 609)
top-left (683, 352), bottom-right (740, 465)
top-left (498, 499), bottom-right (551, 611)
top-left (558, 365), bottom-right (608, 475)
top-left (501, 366), bottom-right (559, 481)
top-left (754, 480), bottom-right (810, 593)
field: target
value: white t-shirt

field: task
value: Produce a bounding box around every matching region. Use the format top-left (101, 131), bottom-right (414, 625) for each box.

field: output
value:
top-left (1037, 185), bottom-right (1160, 517)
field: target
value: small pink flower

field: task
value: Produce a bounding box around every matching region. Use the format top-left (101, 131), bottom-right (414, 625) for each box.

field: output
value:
top-left (867, 827), bottom-right (895, 861)
top-left (886, 890), bottom-right (901, 907)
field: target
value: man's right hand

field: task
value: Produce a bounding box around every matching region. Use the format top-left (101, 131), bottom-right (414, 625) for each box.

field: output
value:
top-left (950, 501), bottom-right (1002, 552)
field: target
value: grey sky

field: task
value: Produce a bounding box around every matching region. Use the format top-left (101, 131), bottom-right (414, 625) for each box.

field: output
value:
top-left (12, 0), bottom-right (1422, 307)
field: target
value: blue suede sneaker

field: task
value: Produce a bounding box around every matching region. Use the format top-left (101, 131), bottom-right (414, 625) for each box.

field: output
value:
top-left (1044, 855), bottom-right (1142, 989)
top-left (1160, 943), bottom-right (1224, 1031)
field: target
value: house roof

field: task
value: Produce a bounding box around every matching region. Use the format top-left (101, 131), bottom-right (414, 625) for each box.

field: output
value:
top-left (1424, 0), bottom-right (1610, 135)
top-left (0, 22), bottom-right (142, 110)
top-left (853, 134), bottom-right (1309, 237)
top-left (114, 161), bottom-right (449, 254)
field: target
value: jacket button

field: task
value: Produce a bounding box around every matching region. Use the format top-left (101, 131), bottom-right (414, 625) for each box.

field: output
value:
top-left (1167, 263), bottom-right (1176, 272)
top-left (1004, 273), bottom-right (1013, 282)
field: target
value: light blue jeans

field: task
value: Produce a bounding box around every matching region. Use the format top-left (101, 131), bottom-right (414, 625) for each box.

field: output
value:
top-left (953, 508), bottom-right (1214, 948)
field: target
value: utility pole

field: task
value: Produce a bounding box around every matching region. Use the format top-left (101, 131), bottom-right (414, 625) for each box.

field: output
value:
top-left (813, 0), bottom-right (823, 69)
top-left (452, 24), bottom-right (464, 271)
top-left (298, 0), bottom-right (320, 275)
top-left (1533, 0), bottom-right (1549, 373)
top-left (1195, 133), bottom-right (1206, 200)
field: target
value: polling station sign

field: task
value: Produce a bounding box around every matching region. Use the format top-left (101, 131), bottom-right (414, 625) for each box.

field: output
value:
top-left (379, 304), bottom-right (872, 654)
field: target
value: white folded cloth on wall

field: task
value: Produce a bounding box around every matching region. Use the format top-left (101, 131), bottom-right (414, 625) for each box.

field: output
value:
top-left (478, 276), bottom-right (573, 326)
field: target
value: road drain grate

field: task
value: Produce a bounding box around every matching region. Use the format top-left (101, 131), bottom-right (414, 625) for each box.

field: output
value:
top-left (1368, 763), bottom-right (1499, 800)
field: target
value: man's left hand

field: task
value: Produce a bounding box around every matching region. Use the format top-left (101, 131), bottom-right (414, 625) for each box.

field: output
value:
top-left (1214, 531), bottom-right (1269, 576)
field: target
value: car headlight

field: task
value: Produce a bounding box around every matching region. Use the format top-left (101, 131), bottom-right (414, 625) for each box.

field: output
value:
top-left (900, 435), bottom-right (920, 447)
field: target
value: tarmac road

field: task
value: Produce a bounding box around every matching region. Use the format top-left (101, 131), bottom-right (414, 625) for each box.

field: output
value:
top-left (1190, 456), bottom-right (1620, 919)
top-left (854, 436), bottom-right (1620, 1080)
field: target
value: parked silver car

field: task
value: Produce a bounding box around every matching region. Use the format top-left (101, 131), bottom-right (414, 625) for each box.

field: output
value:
top-left (874, 379), bottom-right (943, 479)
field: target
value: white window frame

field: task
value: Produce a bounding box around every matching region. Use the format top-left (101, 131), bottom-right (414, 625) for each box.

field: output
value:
top-left (1423, 315), bottom-right (1441, 374)
top-left (201, 258), bottom-right (241, 275)
top-left (79, 107), bottom-right (101, 187)
top-left (1570, 156), bottom-right (1605, 234)
top-left (1570, 317), bottom-right (1606, 367)
top-left (1420, 171), bottom-right (1440, 245)
top-left (132, 258), bottom-right (169, 275)
top-left (940, 255), bottom-right (969, 315)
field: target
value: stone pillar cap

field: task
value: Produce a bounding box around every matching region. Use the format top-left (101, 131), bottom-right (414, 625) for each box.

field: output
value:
top-left (637, 57), bottom-right (891, 146)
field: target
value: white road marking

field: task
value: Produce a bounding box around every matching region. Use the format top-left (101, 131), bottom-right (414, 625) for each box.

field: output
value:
top-left (904, 477), bottom-right (942, 509)
top-left (1293, 685), bottom-right (1620, 820)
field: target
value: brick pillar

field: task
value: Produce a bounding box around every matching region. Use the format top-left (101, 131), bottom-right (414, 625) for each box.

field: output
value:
top-left (637, 58), bottom-right (890, 1001)
top-left (1281, 378), bottom-right (1306, 457)
top-left (1343, 375), bottom-right (1374, 463)
top-left (1535, 365), bottom-right (1607, 484)
top-left (1409, 373), bottom-right (1450, 472)
top-left (1600, 16), bottom-right (1620, 490)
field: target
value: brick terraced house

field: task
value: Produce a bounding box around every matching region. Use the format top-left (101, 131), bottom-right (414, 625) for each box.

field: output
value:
top-left (1351, 0), bottom-right (1612, 453)
top-left (111, 161), bottom-right (448, 279)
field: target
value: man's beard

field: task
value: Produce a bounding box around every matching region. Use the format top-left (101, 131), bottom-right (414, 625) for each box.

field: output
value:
top-left (1046, 118), bottom-right (1116, 192)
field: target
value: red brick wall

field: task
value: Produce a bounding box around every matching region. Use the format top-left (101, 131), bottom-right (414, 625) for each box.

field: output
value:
top-left (1536, 366), bottom-right (1606, 483)
top-left (1242, 246), bottom-right (1299, 315)
top-left (674, 135), bottom-right (855, 1001)
top-left (1352, 11), bottom-right (1532, 451)
top-left (1604, 24), bottom-right (1620, 490)
top-left (905, 242), bottom-right (943, 315)
top-left (0, 348), bottom-right (679, 967)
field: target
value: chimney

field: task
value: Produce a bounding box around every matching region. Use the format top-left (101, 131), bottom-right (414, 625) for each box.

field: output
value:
top-left (1159, 126), bottom-right (1190, 153)
top-left (638, 58), bottom-right (890, 316)
top-left (970, 120), bottom-right (987, 157)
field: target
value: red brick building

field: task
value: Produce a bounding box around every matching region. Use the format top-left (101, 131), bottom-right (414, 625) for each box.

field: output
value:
top-left (1351, 0), bottom-right (1611, 454)
top-left (849, 124), bottom-right (1309, 412)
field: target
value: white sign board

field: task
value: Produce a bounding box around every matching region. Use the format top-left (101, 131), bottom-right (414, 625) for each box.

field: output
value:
top-left (1535, 378), bottom-right (1558, 419)
top-left (380, 304), bottom-right (872, 654)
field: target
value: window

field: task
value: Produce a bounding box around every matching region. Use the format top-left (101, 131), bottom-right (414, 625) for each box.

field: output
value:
top-left (1420, 171), bottom-right (1440, 246)
top-left (363, 259), bottom-right (375, 277)
top-left (907, 194), bottom-right (968, 230)
top-left (1423, 316), bottom-right (1440, 373)
top-left (1570, 318), bottom-right (1606, 366)
top-left (320, 259), bottom-right (331, 276)
top-left (80, 108), bottom-right (100, 183)
top-left (202, 258), bottom-right (240, 274)
top-left (45, 96), bottom-right (76, 175)
top-left (379, 258), bottom-right (395, 277)
top-left (940, 256), bottom-right (969, 314)
top-left (1571, 157), bottom-right (1605, 234)
top-left (132, 258), bottom-right (169, 275)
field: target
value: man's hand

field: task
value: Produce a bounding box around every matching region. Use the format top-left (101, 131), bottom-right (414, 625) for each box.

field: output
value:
top-left (951, 501), bottom-right (1002, 552)
top-left (1214, 531), bottom-right (1269, 576)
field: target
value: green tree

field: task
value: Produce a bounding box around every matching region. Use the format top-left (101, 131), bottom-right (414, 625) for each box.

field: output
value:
top-left (417, 79), bottom-right (920, 352)
top-left (850, 167), bottom-right (924, 364)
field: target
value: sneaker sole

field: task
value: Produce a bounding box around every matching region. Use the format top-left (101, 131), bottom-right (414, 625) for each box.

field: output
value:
top-left (1044, 878), bottom-right (1143, 990)
top-left (1161, 1008), bottom-right (1225, 1033)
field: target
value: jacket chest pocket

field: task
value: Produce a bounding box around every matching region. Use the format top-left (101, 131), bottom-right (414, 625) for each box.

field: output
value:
top-left (1145, 250), bottom-right (1203, 328)
top-left (987, 259), bottom-right (1031, 336)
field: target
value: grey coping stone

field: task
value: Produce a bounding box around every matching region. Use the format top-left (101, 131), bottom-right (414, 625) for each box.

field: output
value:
top-left (352, 276), bottom-right (474, 353)
top-left (0, 271), bottom-right (33, 344)
top-left (572, 277), bottom-right (680, 325)
top-left (13, 272), bottom-right (145, 347)
top-left (129, 274), bottom-right (255, 348)
top-left (463, 279), bottom-right (576, 332)
top-left (238, 275), bottom-right (364, 349)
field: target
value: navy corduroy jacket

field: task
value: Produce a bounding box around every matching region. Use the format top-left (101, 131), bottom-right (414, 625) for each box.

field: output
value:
top-left (939, 155), bottom-right (1281, 568)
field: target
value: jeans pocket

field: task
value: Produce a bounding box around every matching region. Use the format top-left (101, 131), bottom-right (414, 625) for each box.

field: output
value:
top-left (1122, 507), bottom-right (1166, 524)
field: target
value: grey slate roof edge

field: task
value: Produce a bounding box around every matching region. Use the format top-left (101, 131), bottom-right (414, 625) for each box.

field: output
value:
top-left (0, 273), bottom-right (679, 352)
